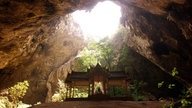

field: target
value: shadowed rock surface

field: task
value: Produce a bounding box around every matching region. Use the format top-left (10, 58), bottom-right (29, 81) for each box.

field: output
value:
top-left (0, 0), bottom-right (192, 104)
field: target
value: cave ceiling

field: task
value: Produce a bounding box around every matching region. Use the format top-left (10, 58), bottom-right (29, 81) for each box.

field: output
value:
top-left (0, 0), bottom-right (192, 103)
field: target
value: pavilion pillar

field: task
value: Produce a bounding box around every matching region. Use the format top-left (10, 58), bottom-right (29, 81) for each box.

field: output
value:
top-left (69, 85), bottom-right (72, 98)
top-left (72, 86), bottom-right (75, 98)
top-left (107, 80), bottom-right (109, 95)
top-left (66, 84), bottom-right (69, 99)
top-left (103, 82), bottom-right (106, 94)
top-left (124, 80), bottom-right (128, 96)
top-left (88, 84), bottom-right (90, 96)
top-left (68, 84), bottom-right (70, 98)
top-left (105, 80), bottom-right (108, 95)
top-left (92, 81), bottom-right (94, 95)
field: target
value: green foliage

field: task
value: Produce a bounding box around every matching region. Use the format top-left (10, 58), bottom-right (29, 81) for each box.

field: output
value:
top-left (181, 99), bottom-right (191, 107)
top-left (118, 45), bottom-right (134, 78)
top-left (171, 67), bottom-right (179, 77)
top-left (52, 80), bottom-right (88, 101)
top-left (52, 79), bottom-right (67, 102)
top-left (75, 26), bottom-right (132, 72)
top-left (129, 80), bottom-right (147, 101)
top-left (158, 82), bottom-right (175, 89)
top-left (108, 86), bottom-right (126, 97)
top-left (57, 79), bottom-right (67, 99)
top-left (8, 81), bottom-right (29, 104)
top-left (159, 98), bottom-right (174, 108)
top-left (168, 84), bottom-right (175, 89)
top-left (76, 47), bottom-right (98, 71)
top-left (157, 67), bottom-right (178, 89)
top-left (98, 42), bottom-right (114, 70)
top-left (179, 87), bottom-right (192, 107)
top-left (0, 96), bottom-right (12, 108)
top-left (73, 87), bottom-right (88, 98)
top-left (163, 103), bottom-right (173, 108)
top-left (183, 87), bottom-right (192, 98)
top-left (0, 80), bottom-right (30, 108)
top-left (158, 81), bottom-right (164, 88)
top-left (157, 68), bottom-right (178, 108)
top-left (76, 42), bottom-right (115, 71)
top-left (158, 67), bottom-right (192, 107)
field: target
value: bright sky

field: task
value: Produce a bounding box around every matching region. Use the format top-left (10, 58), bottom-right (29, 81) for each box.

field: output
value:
top-left (72, 1), bottom-right (122, 41)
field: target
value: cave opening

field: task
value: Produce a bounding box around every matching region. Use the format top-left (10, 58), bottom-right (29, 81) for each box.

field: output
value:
top-left (72, 1), bottom-right (122, 42)
top-left (69, 1), bottom-right (126, 71)
top-left (61, 1), bottom-right (129, 100)
top-left (0, 0), bottom-right (190, 107)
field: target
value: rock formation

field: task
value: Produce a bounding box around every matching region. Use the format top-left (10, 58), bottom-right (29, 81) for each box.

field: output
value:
top-left (0, 0), bottom-right (192, 103)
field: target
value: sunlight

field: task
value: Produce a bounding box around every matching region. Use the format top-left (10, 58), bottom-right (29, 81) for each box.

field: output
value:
top-left (72, 1), bottom-right (122, 41)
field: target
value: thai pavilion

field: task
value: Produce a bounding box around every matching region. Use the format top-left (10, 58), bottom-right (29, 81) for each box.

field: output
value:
top-left (65, 63), bottom-right (130, 99)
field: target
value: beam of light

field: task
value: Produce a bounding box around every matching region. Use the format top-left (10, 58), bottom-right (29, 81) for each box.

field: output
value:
top-left (72, 1), bottom-right (122, 41)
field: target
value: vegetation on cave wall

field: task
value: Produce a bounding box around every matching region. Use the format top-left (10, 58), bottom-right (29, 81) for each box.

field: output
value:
top-left (0, 81), bottom-right (30, 108)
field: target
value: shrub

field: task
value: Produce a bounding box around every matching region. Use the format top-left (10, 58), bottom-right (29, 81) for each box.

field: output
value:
top-left (52, 79), bottom-right (67, 102)
top-left (0, 96), bottom-right (12, 108)
top-left (108, 86), bottom-right (126, 97)
top-left (0, 80), bottom-right (29, 108)
top-left (158, 67), bottom-right (192, 107)
top-left (179, 87), bottom-right (192, 107)
top-left (129, 80), bottom-right (147, 101)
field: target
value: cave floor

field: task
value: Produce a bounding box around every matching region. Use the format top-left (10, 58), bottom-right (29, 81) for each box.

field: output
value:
top-left (32, 101), bottom-right (166, 108)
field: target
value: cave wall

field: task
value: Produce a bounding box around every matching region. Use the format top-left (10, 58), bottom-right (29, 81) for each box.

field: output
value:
top-left (128, 49), bottom-right (184, 98)
top-left (0, 13), bottom-right (84, 103)
top-left (121, 0), bottom-right (192, 86)
top-left (110, 27), bottom-right (185, 99)
top-left (0, 0), bottom-right (86, 104)
top-left (0, 0), bottom-right (192, 104)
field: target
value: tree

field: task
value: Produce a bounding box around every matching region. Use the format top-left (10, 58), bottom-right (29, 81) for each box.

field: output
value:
top-left (119, 45), bottom-right (134, 77)
top-left (95, 42), bottom-right (114, 70)
top-left (75, 47), bottom-right (98, 71)
top-left (75, 42), bottom-right (115, 71)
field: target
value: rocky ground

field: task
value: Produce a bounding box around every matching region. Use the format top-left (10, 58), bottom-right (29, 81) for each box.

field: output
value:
top-left (32, 101), bottom-right (166, 108)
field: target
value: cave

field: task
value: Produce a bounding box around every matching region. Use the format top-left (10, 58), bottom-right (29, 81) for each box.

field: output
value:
top-left (0, 0), bottom-right (192, 107)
